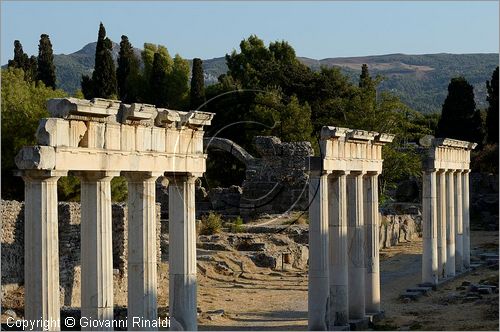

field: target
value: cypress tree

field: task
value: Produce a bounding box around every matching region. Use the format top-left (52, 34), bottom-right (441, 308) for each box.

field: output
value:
top-left (486, 66), bottom-right (499, 144)
top-left (81, 75), bottom-right (94, 99)
top-left (8, 40), bottom-right (28, 69)
top-left (150, 52), bottom-right (169, 107)
top-left (190, 58), bottom-right (206, 109)
top-left (117, 35), bottom-right (140, 103)
top-left (37, 34), bottom-right (57, 89)
top-left (91, 22), bottom-right (117, 98)
top-left (436, 77), bottom-right (482, 143)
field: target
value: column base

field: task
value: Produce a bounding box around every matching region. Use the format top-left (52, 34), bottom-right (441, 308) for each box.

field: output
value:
top-left (349, 317), bottom-right (370, 331)
top-left (367, 310), bottom-right (385, 323)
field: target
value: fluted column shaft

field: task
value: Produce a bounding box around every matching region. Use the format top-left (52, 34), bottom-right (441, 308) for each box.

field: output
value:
top-left (168, 174), bottom-right (198, 331)
top-left (422, 170), bottom-right (438, 285)
top-left (124, 172), bottom-right (161, 331)
top-left (445, 171), bottom-right (456, 277)
top-left (364, 173), bottom-right (380, 313)
top-left (22, 170), bottom-right (66, 331)
top-left (437, 170), bottom-right (447, 279)
top-left (78, 171), bottom-right (119, 331)
top-left (462, 171), bottom-right (471, 269)
top-left (327, 171), bottom-right (349, 329)
top-left (454, 171), bottom-right (464, 272)
top-left (347, 172), bottom-right (365, 320)
top-left (308, 172), bottom-right (329, 330)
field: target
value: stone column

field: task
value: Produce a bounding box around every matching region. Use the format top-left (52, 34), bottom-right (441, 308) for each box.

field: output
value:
top-left (454, 171), bottom-right (464, 272)
top-left (168, 174), bottom-right (198, 331)
top-left (328, 171), bottom-right (349, 329)
top-left (364, 172), bottom-right (380, 314)
top-left (77, 171), bottom-right (119, 331)
top-left (437, 170), bottom-right (447, 279)
top-left (462, 171), bottom-right (471, 269)
top-left (308, 171), bottom-right (329, 330)
top-left (347, 171), bottom-right (365, 320)
top-left (22, 170), bottom-right (66, 331)
top-left (422, 170), bottom-right (438, 285)
top-left (123, 172), bottom-right (162, 330)
top-left (445, 170), bottom-right (456, 277)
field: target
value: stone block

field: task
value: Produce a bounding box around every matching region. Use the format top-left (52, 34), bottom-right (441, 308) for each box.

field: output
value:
top-left (135, 126), bottom-right (152, 151)
top-left (80, 121), bottom-right (105, 148)
top-left (15, 146), bottom-right (56, 170)
top-left (68, 121), bottom-right (87, 147)
top-left (151, 127), bottom-right (166, 152)
top-left (399, 291), bottom-right (421, 300)
top-left (165, 128), bottom-right (181, 154)
top-left (120, 125), bottom-right (136, 151)
top-left (104, 123), bottom-right (121, 150)
top-left (36, 118), bottom-right (70, 147)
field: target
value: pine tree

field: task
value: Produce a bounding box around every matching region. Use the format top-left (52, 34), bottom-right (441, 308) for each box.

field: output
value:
top-left (91, 23), bottom-right (117, 99)
top-left (486, 66), bottom-right (499, 144)
top-left (436, 77), bottom-right (482, 143)
top-left (117, 35), bottom-right (140, 103)
top-left (190, 58), bottom-right (206, 109)
top-left (150, 52), bottom-right (169, 107)
top-left (37, 34), bottom-right (57, 89)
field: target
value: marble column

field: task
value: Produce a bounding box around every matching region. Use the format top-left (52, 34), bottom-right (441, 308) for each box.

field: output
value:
top-left (445, 170), bottom-right (456, 277)
top-left (308, 171), bottom-right (329, 330)
top-left (77, 171), bottom-right (119, 331)
top-left (437, 170), bottom-right (447, 279)
top-left (168, 174), bottom-right (198, 331)
top-left (347, 172), bottom-right (365, 320)
top-left (123, 172), bottom-right (161, 330)
top-left (364, 172), bottom-right (380, 314)
top-left (454, 171), bottom-right (464, 272)
top-left (422, 170), bottom-right (438, 285)
top-left (462, 171), bottom-right (471, 269)
top-left (327, 171), bottom-right (349, 329)
top-left (22, 170), bottom-right (66, 331)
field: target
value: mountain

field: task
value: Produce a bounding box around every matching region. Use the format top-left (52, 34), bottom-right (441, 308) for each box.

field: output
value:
top-left (35, 42), bottom-right (499, 113)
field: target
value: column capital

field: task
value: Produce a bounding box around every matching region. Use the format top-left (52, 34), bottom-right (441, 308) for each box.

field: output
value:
top-left (122, 171), bottom-right (162, 182)
top-left (437, 169), bottom-right (447, 174)
top-left (73, 170), bottom-right (120, 181)
top-left (15, 169), bottom-right (67, 180)
top-left (454, 169), bottom-right (465, 174)
top-left (364, 171), bottom-right (379, 177)
top-left (348, 170), bottom-right (365, 177)
top-left (423, 168), bottom-right (437, 174)
top-left (164, 172), bottom-right (200, 184)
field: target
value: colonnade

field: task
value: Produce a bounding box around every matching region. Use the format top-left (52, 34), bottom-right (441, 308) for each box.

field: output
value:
top-left (16, 98), bottom-right (214, 331)
top-left (308, 126), bottom-right (394, 330)
top-left (421, 138), bottom-right (476, 285)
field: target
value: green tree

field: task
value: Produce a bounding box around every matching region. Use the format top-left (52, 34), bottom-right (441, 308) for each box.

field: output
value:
top-left (8, 40), bottom-right (37, 82)
top-left (436, 77), bottom-right (483, 144)
top-left (190, 58), bottom-right (206, 109)
top-left (1, 68), bottom-right (66, 199)
top-left (37, 34), bottom-right (57, 89)
top-left (150, 52), bottom-right (169, 107)
top-left (141, 43), bottom-right (173, 104)
top-left (116, 35), bottom-right (140, 103)
top-left (89, 22), bottom-right (117, 99)
top-left (166, 54), bottom-right (190, 109)
top-left (486, 66), bottom-right (499, 144)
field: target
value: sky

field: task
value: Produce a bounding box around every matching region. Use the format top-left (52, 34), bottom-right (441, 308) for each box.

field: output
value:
top-left (1, 1), bottom-right (499, 64)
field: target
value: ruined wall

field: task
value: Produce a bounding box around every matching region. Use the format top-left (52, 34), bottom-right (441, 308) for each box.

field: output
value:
top-left (1, 200), bottom-right (161, 308)
top-left (379, 214), bottom-right (422, 249)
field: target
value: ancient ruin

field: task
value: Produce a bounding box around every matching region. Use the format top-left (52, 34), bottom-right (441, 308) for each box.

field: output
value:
top-left (307, 126), bottom-right (394, 330)
top-left (421, 138), bottom-right (477, 285)
top-left (15, 97), bottom-right (214, 331)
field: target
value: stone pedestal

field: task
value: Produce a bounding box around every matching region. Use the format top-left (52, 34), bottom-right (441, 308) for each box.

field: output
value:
top-left (308, 172), bottom-right (329, 330)
top-left (347, 172), bottom-right (365, 320)
top-left (445, 171), bottom-right (456, 277)
top-left (422, 170), bottom-right (438, 285)
top-left (462, 171), bottom-right (471, 269)
top-left (328, 172), bottom-right (349, 329)
top-left (168, 174), bottom-right (198, 331)
top-left (454, 171), bottom-right (464, 272)
top-left (124, 172), bottom-right (161, 330)
top-left (78, 171), bottom-right (119, 331)
top-left (437, 171), bottom-right (447, 279)
top-left (22, 170), bottom-right (66, 331)
top-left (364, 173), bottom-right (380, 313)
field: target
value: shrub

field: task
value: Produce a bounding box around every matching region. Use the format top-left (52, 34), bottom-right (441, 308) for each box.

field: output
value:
top-left (230, 216), bottom-right (244, 233)
top-left (199, 212), bottom-right (222, 235)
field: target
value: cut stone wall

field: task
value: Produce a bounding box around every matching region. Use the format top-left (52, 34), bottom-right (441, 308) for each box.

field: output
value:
top-left (1, 200), bottom-right (161, 307)
top-left (379, 214), bottom-right (422, 248)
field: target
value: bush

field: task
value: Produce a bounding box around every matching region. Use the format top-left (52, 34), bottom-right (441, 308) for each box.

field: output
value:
top-left (199, 212), bottom-right (222, 235)
top-left (230, 216), bottom-right (244, 233)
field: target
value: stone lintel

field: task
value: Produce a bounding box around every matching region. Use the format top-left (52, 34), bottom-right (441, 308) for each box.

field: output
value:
top-left (122, 171), bottom-right (163, 182)
top-left (164, 172), bottom-right (203, 182)
top-left (374, 133), bottom-right (395, 144)
top-left (180, 111), bottom-right (215, 128)
top-left (47, 97), bottom-right (120, 120)
top-left (155, 109), bottom-right (181, 127)
top-left (320, 126), bottom-right (349, 140)
top-left (73, 170), bottom-right (121, 181)
top-left (14, 169), bottom-right (67, 179)
top-left (346, 129), bottom-right (377, 142)
top-left (121, 103), bottom-right (158, 122)
top-left (15, 146), bottom-right (56, 170)
top-left (433, 137), bottom-right (476, 150)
